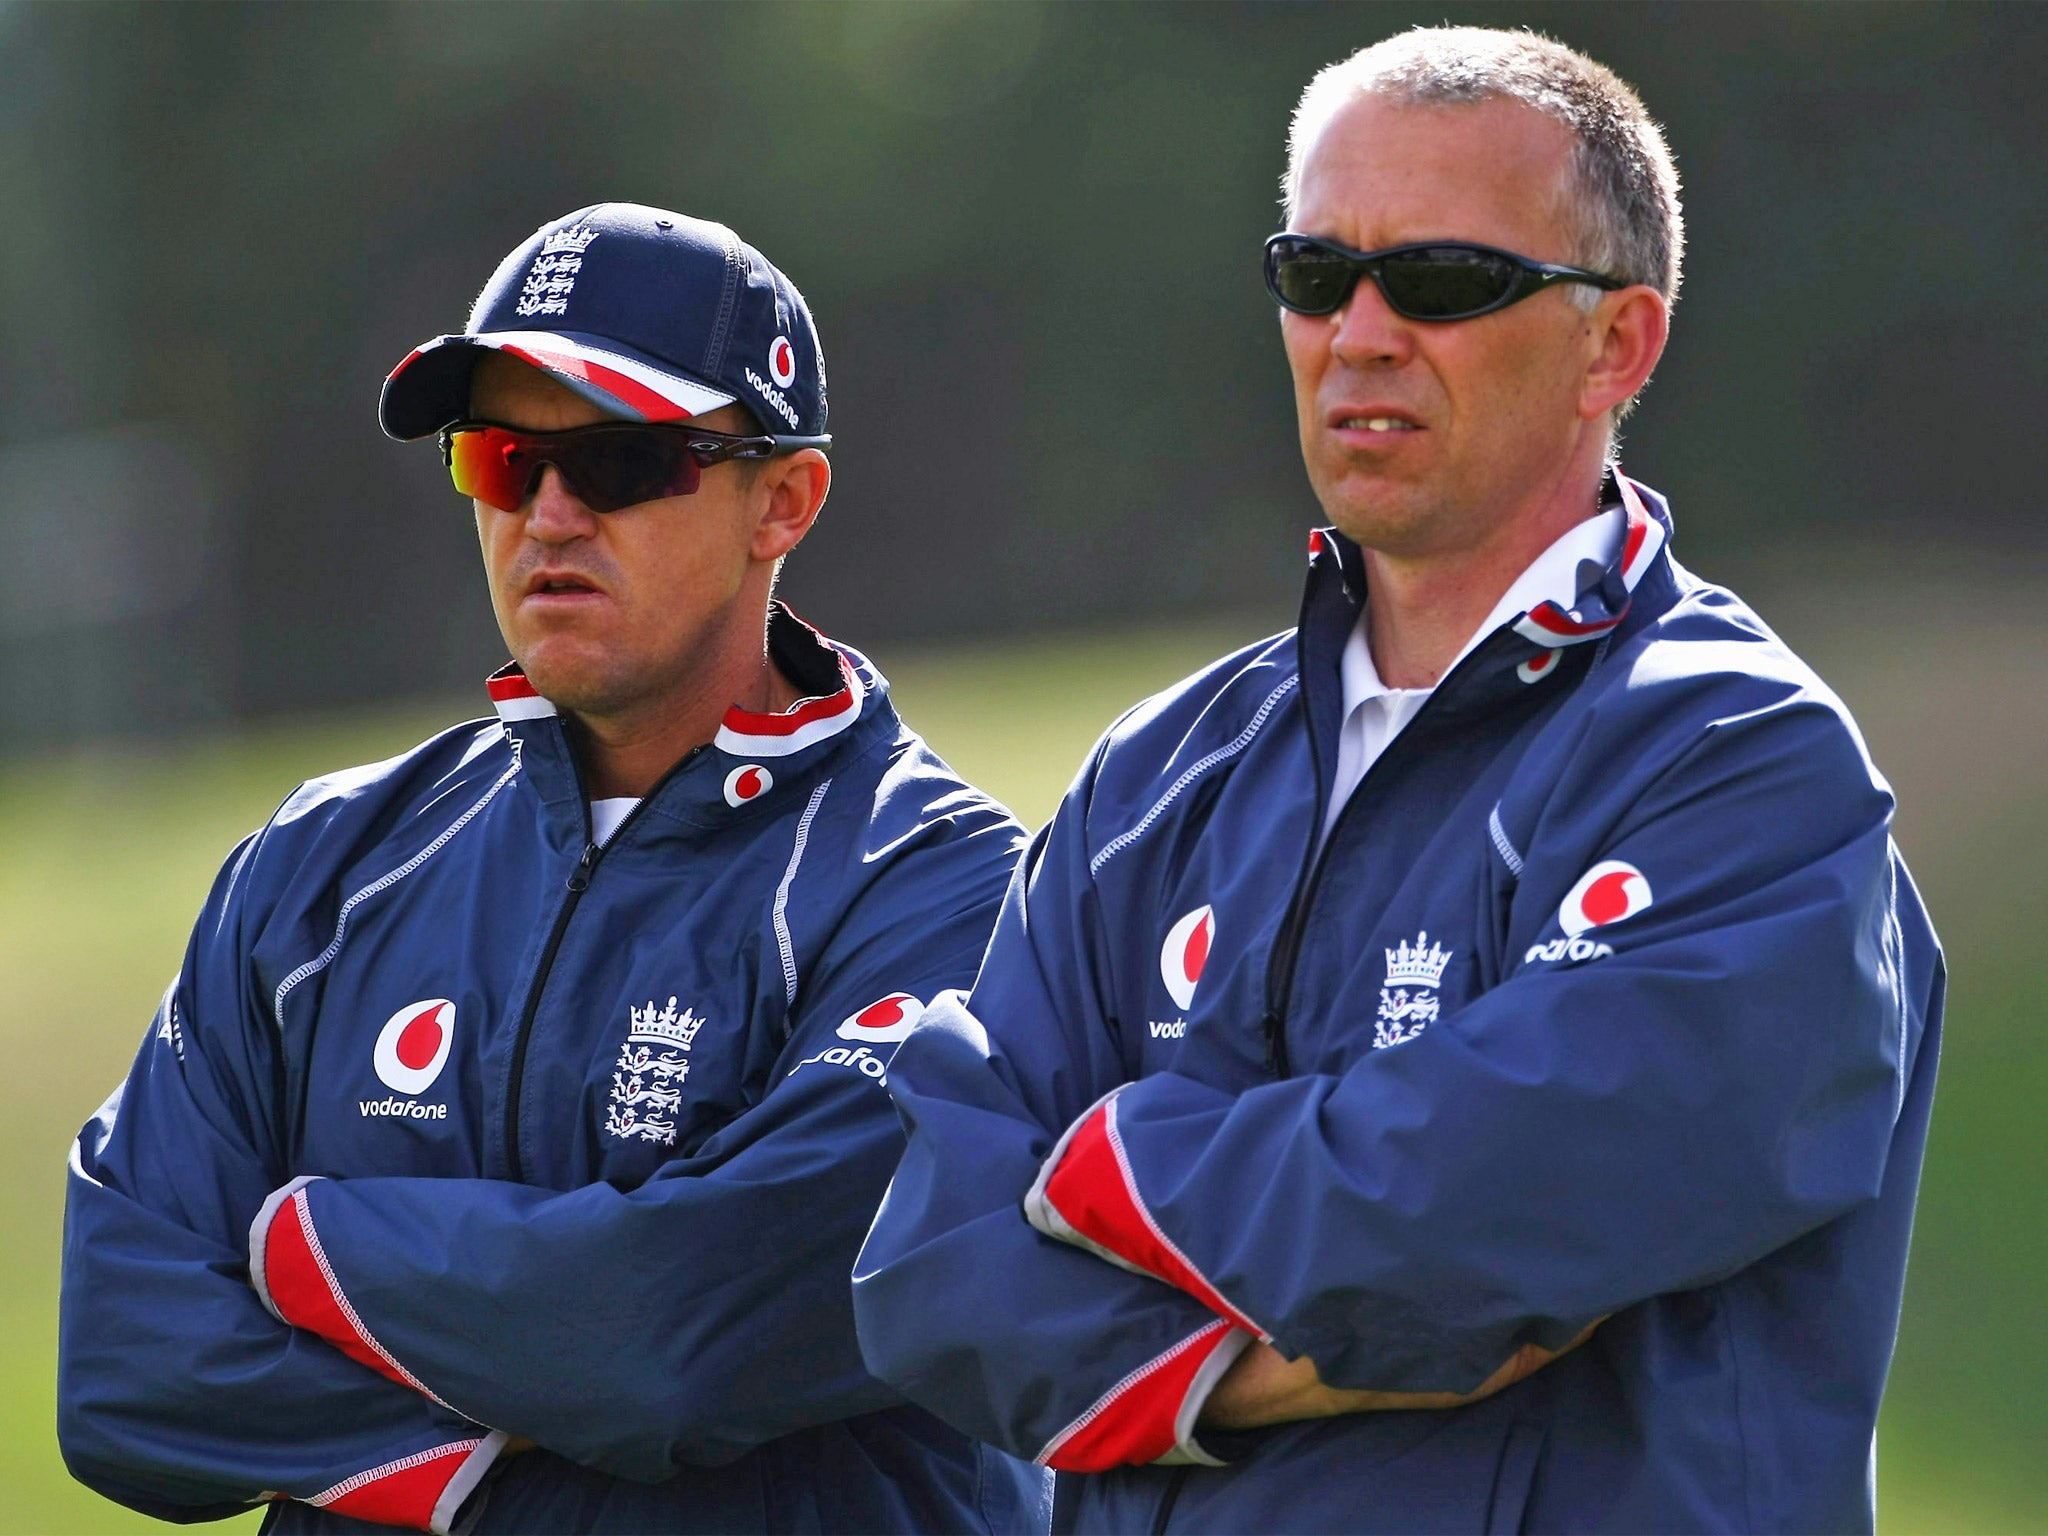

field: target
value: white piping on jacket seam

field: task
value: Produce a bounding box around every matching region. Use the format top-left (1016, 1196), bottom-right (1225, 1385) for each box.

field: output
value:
top-left (1103, 1098), bottom-right (1269, 1343)
top-left (1090, 677), bottom-right (1298, 877)
top-left (1487, 805), bottom-right (1524, 877)
top-left (293, 1189), bottom-right (453, 1411)
top-left (306, 1437), bottom-right (483, 1506)
top-left (775, 780), bottom-right (832, 1008)
top-left (271, 764), bottom-right (520, 1031)
top-left (1885, 854), bottom-right (1907, 1121)
top-left (1034, 1318), bottom-right (1233, 1467)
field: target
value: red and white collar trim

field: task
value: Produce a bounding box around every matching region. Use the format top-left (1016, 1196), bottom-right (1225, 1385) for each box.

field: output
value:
top-left (487, 664), bottom-right (557, 722)
top-left (488, 632), bottom-right (865, 756)
top-left (714, 650), bottom-right (865, 759)
top-left (1511, 472), bottom-right (1667, 650)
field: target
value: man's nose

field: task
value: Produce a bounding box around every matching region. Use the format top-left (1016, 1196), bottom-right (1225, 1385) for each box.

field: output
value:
top-left (522, 464), bottom-right (601, 542)
top-left (1328, 274), bottom-right (1415, 368)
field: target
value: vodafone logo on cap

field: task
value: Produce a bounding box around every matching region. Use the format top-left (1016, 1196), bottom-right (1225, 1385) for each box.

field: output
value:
top-left (723, 764), bottom-right (773, 807)
top-left (836, 993), bottom-right (925, 1044)
top-left (1559, 860), bottom-right (1653, 937)
top-left (373, 999), bottom-right (455, 1095)
top-left (1160, 906), bottom-right (1215, 1012)
top-left (769, 336), bottom-right (797, 389)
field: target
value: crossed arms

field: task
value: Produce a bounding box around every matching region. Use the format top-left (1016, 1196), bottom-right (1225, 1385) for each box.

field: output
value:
top-left (59, 812), bottom-right (1014, 1529)
top-left (853, 690), bottom-right (1914, 1470)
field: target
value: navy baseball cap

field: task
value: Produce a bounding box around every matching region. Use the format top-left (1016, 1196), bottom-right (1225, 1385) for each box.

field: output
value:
top-left (380, 202), bottom-right (828, 441)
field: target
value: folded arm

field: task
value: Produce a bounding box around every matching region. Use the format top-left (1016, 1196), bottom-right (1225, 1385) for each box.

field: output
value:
top-left (1026, 697), bottom-right (1928, 1400)
top-left (856, 777), bottom-right (1269, 1473)
top-left (59, 839), bottom-right (503, 1533)
top-left (248, 809), bottom-right (1021, 1483)
top-left (862, 698), bottom-right (1934, 1466)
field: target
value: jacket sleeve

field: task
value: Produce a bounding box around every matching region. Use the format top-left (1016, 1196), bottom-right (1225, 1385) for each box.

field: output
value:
top-left (59, 833), bottom-right (506, 1533)
top-left (1023, 691), bottom-right (1941, 1397)
top-left (852, 756), bottom-right (1257, 1474)
top-left (245, 800), bottom-right (1024, 1484)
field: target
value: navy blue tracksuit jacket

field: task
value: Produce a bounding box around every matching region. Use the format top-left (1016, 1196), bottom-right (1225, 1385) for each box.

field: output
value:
top-left (59, 608), bottom-right (1040, 1533)
top-left (854, 478), bottom-right (1943, 1533)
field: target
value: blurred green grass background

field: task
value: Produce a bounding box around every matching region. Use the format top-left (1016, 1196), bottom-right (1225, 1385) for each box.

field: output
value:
top-left (5, 596), bottom-right (2043, 1532)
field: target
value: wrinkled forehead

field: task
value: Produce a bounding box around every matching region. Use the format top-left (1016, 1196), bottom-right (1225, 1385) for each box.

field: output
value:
top-left (1292, 93), bottom-right (1579, 257)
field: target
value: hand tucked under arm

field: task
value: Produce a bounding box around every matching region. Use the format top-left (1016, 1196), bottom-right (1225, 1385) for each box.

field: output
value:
top-left (1198, 1320), bottom-right (1603, 1432)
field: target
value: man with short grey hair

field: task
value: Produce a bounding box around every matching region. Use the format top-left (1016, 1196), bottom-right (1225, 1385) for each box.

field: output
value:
top-left (1285, 27), bottom-right (1684, 313)
top-left (854, 27), bottom-right (1940, 1532)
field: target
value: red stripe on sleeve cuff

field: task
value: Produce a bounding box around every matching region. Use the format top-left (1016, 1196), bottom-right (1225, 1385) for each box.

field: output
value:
top-left (1024, 1091), bottom-right (1268, 1341)
top-left (307, 1431), bottom-right (507, 1533)
top-left (249, 1177), bottom-right (447, 1405)
top-left (1036, 1320), bottom-right (1251, 1471)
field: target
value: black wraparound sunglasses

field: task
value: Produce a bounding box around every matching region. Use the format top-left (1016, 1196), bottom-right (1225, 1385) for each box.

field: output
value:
top-left (1263, 233), bottom-right (1625, 321)
top-left (439, 421), bottom-right (831, 514)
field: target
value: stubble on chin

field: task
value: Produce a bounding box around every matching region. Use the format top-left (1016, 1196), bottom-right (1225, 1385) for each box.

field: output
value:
top-left (498, 616), bottom-right (632, 714)
top-left (1314, 464), bottom-right (1439, 557)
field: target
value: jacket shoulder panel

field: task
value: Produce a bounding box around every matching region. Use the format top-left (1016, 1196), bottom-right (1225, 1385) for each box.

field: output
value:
top-left (263, 719), bottom-right (517, 875)
top-left (1536, 574), bottom-right (1888, 812)
top-left (1491, 570), bottom-right (1899, 918)
top-left (1082, 629), bottom-right (1301, 871)
top-left (238, 720), bottom-right (523, 1030)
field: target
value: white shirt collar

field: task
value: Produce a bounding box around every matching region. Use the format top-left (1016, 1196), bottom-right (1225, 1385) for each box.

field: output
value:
top-left (589, 796), bottom-right (640, 847)
top-left (1339, 504), bottom-right (1625, 717)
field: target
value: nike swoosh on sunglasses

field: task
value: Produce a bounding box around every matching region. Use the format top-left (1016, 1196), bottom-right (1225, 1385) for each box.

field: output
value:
top-left (440, 421), bottom-right (832, 514)
top-left (1263, 233), bottom-right (1625, 321)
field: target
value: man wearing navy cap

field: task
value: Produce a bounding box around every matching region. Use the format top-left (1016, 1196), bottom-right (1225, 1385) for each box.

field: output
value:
top-left (58, 204), bottom-right (1040, 1534)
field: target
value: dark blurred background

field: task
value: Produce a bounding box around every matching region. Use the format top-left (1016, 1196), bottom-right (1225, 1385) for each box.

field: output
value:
top-left (2, 0), bottom-right (2042, 747)
top-left (3, 5), bottom-right (2045, 1531)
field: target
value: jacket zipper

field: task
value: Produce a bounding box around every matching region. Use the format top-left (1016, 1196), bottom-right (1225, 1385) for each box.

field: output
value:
top-left (501, 747), bottom-right (703, 1183)
top-left (1151, 1466), bottom-right (1192, 1535)
top-left (503, 838), bottom-right (600, 1183)
top-left (1260, 643), bottom-right (1499, 1077)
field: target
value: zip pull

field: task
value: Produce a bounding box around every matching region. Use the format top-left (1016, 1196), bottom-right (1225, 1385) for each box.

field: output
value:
top-left (1262, 1011), bottom-right (1290, 1077)
top-left (566, 842), bottom-right (599, 892)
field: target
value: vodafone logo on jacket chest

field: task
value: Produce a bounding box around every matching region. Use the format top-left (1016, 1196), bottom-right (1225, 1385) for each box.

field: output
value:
top-left (371, 999), bottom-right (455, 1098)
top-left (1159, 905), bottom-right (1215, 1013)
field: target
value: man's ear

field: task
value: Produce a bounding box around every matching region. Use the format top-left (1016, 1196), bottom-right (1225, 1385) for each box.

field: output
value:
top-left (750, 450), bottom-right (831, 564)
top-left (1579, 286), bottom-right (1669, 421)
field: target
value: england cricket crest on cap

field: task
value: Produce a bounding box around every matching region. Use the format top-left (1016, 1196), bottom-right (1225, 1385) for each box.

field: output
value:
top-left (1375, 932), bottom-right (1450, 1049)
top-left (516, 225), bottom-right (598, 319)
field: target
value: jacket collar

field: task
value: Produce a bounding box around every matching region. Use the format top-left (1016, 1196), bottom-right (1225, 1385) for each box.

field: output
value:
top-left (1296, 469), bottom-right (1680, 777)
top-left (485, 602), bottom-right (890, 842)
top-left (1508, 470), bottom-right (1669, 649)
top-left (1305, 467), bottom-right (1675, 654)
top-left (713, 606), bottom-right (867, 758)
